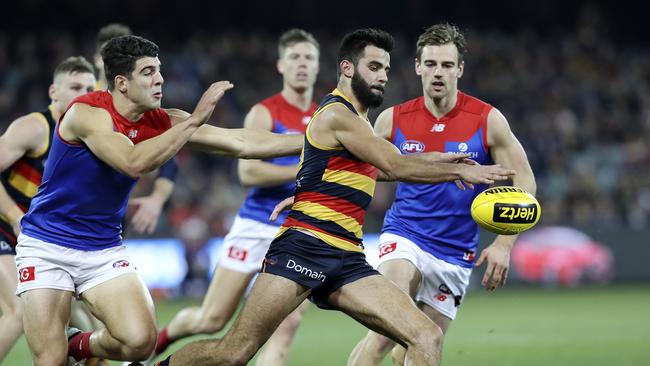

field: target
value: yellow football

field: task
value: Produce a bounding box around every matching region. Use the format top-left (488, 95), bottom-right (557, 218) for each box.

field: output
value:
top-left (471, 186), bottom-right (541, 235)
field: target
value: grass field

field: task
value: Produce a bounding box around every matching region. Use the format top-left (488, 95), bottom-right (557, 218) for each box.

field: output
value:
top-left (4, 285), bottom-right (649, 365)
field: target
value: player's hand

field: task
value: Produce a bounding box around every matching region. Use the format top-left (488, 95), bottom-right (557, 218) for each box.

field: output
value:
top-left (190, 81), bottom-right (234, 126)
top-left (459, 163), bottom-right (515, 185)
top-left (454, 158), bottom-right (479, 191)
top-left (269, 196), bottom-right (295, 222)
top-left (475, 240), bottom-right (512, 291)
top-left (128, 195), bottom-right (164, 234)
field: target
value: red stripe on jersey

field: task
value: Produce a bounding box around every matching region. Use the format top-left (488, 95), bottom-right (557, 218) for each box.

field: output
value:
top-left (295, 191), bottom-right (366, 225)
top-left (11, 160), bottom-right (42, 185)
top-left (326, 156), bottom-right (378, 179)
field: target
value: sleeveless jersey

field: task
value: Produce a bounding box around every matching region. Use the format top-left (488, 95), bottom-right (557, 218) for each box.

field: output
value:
top-left (278, 89), bottom-right (378, 252)
top-left (382, 92), bottom-right (493, 268)
top-left (21, 91), bottom-right (171, 251)
top-left (238, 93), bottom-right (316, 225)
top-left (0, 106), bottom-right (56, 245)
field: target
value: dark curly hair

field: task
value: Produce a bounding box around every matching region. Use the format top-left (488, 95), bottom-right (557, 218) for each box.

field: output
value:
top-left (101, 35), bottom-right (159, 90)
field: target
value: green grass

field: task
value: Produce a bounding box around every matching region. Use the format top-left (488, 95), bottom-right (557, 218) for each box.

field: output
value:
top-left (4, 285), bottom-right (649, 365)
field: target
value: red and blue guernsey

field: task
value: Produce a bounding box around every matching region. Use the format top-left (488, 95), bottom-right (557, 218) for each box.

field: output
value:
top-left (21, 91), bottom-right (171, 250)
top-left (238, 93), bottom-right (316, 225)
top-left (382, 92), bottom-right (493, 268)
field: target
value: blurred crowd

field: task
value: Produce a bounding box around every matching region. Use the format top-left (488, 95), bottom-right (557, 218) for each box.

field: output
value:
top-left (1, 9), bottom-right (648, 251)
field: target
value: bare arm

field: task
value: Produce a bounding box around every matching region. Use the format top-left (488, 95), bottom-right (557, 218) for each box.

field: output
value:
top-left (62, 81), bottom-right (233, 179)
top-left (128, 176), bottom-right (174, 234)
top-left (0, 114), bottom-right (48, 233)
top-left (237, 104), bottom-right (300, 187)
top-left (312, 105), bottom-right (514, 184)
top-left (476, 108), bottom-right (537, 290)
top-left (180, 111), bottom-right (303, 160)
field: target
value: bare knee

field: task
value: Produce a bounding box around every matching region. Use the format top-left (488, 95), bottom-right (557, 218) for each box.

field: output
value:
top-left (196, 309), bottom-right (229, 334)
top-left (119, 326), bottom-right (157, 360)
top-left (30, 346), bottom-right (66, 366)
top-left (409, 323), bottom-right (444, 352)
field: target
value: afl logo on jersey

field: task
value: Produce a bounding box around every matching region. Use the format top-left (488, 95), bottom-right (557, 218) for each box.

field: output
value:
top-left (458, 142), bottom-right (468, 152)
top-left (400, 140), bottom-right (425, 154)
top-left (127, 129), bottom-right (138, 139)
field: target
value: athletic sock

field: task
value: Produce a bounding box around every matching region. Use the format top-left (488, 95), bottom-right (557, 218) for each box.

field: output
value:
top-left (68, 331), bottom-right (93, 361)
top-left (155, 328), bottom-right (172, 355)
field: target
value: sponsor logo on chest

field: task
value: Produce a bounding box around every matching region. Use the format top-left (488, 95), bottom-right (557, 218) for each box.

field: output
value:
top-left (445, 141), bottom-right (480, 159)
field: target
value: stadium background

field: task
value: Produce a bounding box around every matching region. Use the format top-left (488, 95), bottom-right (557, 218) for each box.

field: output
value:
top-left (1, 1), bottom-right (648, 365)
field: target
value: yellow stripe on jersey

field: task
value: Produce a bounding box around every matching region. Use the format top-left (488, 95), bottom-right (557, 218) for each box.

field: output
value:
top-left (291, 201), bottom-right (363, 239)
top-left (275, 226), bottom-right (364, 253)
top-left (322, 169), bottom-right (377, 197)
top-left (8, 171), bottom-right (39, 197)
top-left (305, 103), bottom-right (346, 151)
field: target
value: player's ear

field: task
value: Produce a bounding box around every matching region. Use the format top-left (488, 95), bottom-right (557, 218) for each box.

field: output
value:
top-left (340, 60), bottom-right (354, 79)
top-left (48, 83), bottom-right (57, 101)
top-left (415, 58), bottom-right (422, 76)
top-left (277, 58), bottom-right (284, 75)
top-left (457, 60), bottom-right (464, 79)
top-left (115, 75), bottom-right (128, 93)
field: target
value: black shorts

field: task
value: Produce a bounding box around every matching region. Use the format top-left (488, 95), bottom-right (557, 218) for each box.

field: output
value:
top-left (262, 229), bottom-right (379, 309)
top-left (0, 232), bottom-right (16, 255)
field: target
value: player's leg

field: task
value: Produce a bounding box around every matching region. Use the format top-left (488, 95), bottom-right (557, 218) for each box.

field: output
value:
top-left (390, 304), bottom-right (452, 366)
top-left (329, 274), bottom-right (443, 366)
top-left (348, 258), bottom-right (422, 366)
top-left (255, 299), bottom-right (309, 366)
top-left (15, 234), bottom-right (79, 365)
top-left (393, 251), bottom-right (471, 366)
top-left (20, 289), bottom-right (73, 365)
top-left (70, 298), bottom-right (97, 330)
top-left (157, 219), bottom-right (270, 355)
top-left (163, 266), bottom-right (254, 339)
top-left (79, 272), bottom-right (157, 361)
top-left (0, 252), bottom-right (23, 361)
top-left (168, 273), bottom-right (310, 366)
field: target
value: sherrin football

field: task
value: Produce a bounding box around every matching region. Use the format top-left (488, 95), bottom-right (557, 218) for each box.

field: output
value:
top-left (471, 186), bottom-right (541, 235)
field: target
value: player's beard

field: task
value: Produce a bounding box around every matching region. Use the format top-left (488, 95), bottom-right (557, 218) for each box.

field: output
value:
top-left (351, 72), bottom-right (384, 109)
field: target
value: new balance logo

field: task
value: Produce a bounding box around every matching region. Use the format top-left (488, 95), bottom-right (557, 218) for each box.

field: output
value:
top-left (431, 123), bottom-right (446, 132)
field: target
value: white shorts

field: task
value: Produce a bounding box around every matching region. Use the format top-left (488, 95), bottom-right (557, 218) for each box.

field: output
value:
top-left (15, 233), bottom-right (137, 297)
top-left (218, 216), bottom-right (280, 274)
top-left (377, 233), bottom-right (472, 320)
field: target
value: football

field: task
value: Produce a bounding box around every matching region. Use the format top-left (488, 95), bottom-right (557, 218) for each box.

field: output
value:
top-left (471, 186), bottom-right (541, 235)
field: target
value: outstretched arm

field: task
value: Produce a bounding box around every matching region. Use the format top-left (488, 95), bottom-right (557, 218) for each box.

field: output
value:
top-left (0, 114), bottom-right (49, 234)
top-left (237, 104), bottom-right (300, 187)
top-left (174, 107), bottom-right (303, 159)
top-left (476, 108), bottom-right (537, 291)
top-left (313, 105), bottom-right (515, 185)
top-left (61, 81), bottom-right (233, 179)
